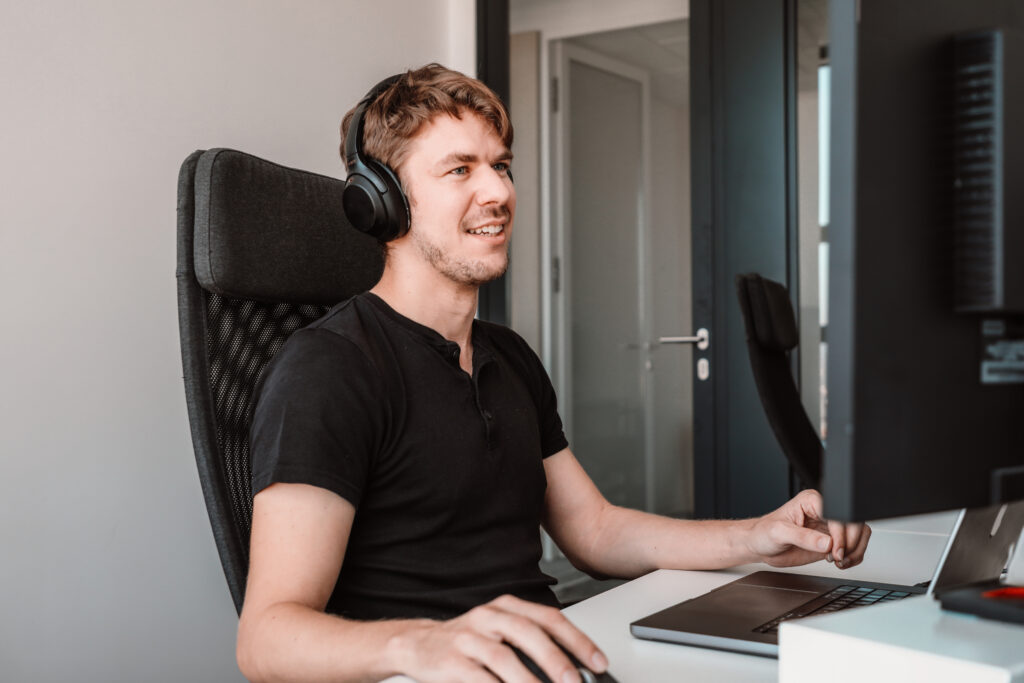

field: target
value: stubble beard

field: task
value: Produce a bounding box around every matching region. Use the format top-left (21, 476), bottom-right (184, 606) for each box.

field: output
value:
top-left (411, 207), bottom-right (511, 287)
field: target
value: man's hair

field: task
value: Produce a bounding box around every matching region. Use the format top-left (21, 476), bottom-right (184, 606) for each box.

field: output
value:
top-left (339, 63), bottom-right (513, 185)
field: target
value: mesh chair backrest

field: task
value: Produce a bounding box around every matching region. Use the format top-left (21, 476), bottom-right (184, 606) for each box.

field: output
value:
top-left (177, 148), bottom-right (383, 614)
top-left (205, 295), bottom-right (331, 554)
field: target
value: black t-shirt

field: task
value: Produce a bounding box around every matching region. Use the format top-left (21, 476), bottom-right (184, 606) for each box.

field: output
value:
top-left (250, 292), bottom-right (568, 620)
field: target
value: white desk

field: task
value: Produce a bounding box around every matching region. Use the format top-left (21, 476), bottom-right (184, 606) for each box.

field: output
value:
top-left (561, 512), bottom-right (959, 682)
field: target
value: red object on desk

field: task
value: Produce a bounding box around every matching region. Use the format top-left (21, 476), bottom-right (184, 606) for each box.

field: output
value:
top-left (982, 586), bottom-right (1024, 600)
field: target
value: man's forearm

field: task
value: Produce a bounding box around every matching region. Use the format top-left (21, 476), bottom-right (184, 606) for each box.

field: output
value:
top-left (237, 601), bottom-right (427, 683)
top-left (575, 505), bottom-right (760, 578)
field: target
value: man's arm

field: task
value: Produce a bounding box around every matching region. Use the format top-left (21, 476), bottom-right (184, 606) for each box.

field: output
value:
top-left (541, 449), bottom-right (870, 579)
top-left (237, 482), bottom-right (608, 683)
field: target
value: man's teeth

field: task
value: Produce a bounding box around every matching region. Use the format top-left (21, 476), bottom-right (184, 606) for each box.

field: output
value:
top-left (468, 225), bottom-right (503, 235)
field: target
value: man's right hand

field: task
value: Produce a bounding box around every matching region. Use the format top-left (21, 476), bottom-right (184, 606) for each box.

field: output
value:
top-left (387, 594), bottom-right (608, 683)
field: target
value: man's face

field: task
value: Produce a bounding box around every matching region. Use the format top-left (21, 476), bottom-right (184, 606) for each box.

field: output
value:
top-left (397, 111), bottom-right (515, 287)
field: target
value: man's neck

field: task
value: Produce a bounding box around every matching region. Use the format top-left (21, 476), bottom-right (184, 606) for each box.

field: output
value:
top-left (370, 262), bottom-right (478, 349)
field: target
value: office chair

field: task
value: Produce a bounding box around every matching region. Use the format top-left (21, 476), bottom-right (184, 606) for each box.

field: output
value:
top-left (176, 148), bottom-right (383, 614)
top-left (735, 273), bottom-right (822, 490)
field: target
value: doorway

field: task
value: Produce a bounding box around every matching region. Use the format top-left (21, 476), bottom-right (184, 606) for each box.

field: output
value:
top-left (508, 0), bottom-right (808, 602)
top-left (550, 24), bottom-right (694, 521)
top-left (524, 19), bottom-right (693, 602)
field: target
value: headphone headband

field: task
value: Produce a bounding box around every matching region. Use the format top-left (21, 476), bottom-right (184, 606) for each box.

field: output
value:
top-left (344, 74), bottom-right (402, 169)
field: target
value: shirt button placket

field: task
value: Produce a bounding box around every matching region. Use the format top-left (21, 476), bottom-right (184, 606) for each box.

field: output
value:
top-left (481, 407), bottom-right (496, 450)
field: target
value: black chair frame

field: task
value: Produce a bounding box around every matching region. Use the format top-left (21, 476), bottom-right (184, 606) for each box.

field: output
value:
top-left (176, 148), bottom-right (382, 613)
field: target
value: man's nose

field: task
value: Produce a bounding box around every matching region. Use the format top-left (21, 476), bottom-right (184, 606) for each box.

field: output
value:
top-left (475, 166), bottom-right (513, 205)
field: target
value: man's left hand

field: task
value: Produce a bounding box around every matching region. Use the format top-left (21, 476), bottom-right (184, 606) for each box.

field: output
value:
top-left (744, 489), bottom-right (871, 569)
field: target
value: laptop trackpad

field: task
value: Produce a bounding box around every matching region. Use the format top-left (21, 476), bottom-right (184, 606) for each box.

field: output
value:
top-left (685, 584), bottom-right (817, 625)
top-left (632, 572), bottom-right (833, 640)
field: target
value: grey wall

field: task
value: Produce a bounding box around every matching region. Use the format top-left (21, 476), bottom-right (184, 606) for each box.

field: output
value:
top-left (0, 2), bottom-right (470, 680)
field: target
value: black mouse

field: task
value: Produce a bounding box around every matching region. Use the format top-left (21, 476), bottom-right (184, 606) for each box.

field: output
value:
top-left (509, 643), bottom-right (619, 683)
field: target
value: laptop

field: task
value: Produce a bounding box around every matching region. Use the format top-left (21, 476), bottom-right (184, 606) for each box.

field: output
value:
top-left (630, 502), bottom-right (1024, 657)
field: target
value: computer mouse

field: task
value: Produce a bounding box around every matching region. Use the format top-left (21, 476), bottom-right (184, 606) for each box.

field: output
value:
top-left (509, 643), bottom-right (619, 683)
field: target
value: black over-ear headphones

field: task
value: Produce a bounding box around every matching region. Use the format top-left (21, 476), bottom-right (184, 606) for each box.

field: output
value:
top-left (342, 74), bottom-right (411, 242)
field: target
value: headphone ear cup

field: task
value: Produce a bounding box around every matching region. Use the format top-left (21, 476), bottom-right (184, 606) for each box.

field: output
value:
top-left (342, 174), bottom-right (383, 235)
top-left (342, 73), bottom-right (411, 241)
top-left (366, 158), bottom-right (409, 242)
top-left (342, 159), bottom-right (409, 242)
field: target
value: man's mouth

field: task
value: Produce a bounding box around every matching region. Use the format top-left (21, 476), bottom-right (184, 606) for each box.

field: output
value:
top-left (467, 224), bottom-right (505, 236)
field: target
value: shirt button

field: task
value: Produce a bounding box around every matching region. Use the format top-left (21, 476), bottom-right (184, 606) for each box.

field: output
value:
top-left (483, 410), bottom-right (493, 421)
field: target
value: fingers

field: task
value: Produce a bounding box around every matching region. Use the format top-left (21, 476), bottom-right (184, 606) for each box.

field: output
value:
top-left (822, 521), bottom-right (872, 569)
top-left (840, 523), bottom-right (871, 568)
top-left (762, 491), bottom-right (874, 571)
top-left (796, 489), bottom-right (825, 518)
top-left (827, 519), bottom-right (846, 563)
top-left (488, 595), bottom-right (608, 675)
top-left (769, 518), bottom-right (832, 556)
top-left (755, 519), bottom-right (829, 568)
top-left (400, 601), bottom-right (572, 683)
top-left (472, 609), bottom-right (577, 682)
top-left (796, 491), bottom-right (875, 569)
top-left (448, 631), bottom-right (524, 683)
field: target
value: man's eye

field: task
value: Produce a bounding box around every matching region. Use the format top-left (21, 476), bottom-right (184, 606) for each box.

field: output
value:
top-left (450, 166), bottom-right (469, 176)
top-left (493, 162), bottom-right (510, 174)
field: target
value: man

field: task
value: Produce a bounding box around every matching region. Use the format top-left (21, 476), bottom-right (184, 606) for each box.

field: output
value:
top-left (236, 64), bottom-right (869, 683)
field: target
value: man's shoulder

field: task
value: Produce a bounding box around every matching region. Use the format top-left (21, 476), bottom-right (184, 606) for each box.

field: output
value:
top-left (286, 293), bottom-right (393, 353)
top-left (270, 294), bottom-right (386, 373)
top-left (474, 318), bottom-right (525, 347)
top-left (305, 292), bottom-right (376, 338)
top-left (474, 320), bottom-right (543, 366)
top-left (257, 294), bottom-right (393, 404)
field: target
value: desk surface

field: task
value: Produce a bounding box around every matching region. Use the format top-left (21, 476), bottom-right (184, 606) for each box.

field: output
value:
top-left (561, 512), bottom-right (958, 682)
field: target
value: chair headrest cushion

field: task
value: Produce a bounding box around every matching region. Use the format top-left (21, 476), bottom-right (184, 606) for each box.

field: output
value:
top-left (192, 148), bottom-right (383, 304)
top-left (745, 274), bottom-right (799, 352)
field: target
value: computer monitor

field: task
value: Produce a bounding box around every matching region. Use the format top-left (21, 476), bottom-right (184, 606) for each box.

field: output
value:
top-left (823, 0), bottom-right (1024, 521)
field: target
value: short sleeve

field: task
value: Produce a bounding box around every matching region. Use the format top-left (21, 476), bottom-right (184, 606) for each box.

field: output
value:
top-left (530, 348), bottom-right (569, 458)
top-left (250, 327), bottom-right (388, 507)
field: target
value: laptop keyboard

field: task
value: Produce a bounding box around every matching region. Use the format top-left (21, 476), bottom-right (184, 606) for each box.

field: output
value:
top-left (753, 585), bottom-right (913, 634)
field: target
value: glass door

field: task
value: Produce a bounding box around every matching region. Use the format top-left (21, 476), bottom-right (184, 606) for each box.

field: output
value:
top-left (551, 23), bottom-right (694, 520)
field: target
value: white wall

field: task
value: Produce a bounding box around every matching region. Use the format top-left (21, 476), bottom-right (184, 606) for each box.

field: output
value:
top-left (0, 1), bottom-right (471, 680)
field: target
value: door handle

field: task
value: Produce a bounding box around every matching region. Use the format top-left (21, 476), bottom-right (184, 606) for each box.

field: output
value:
top-left (658, 328), bottom-right (709, 351)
